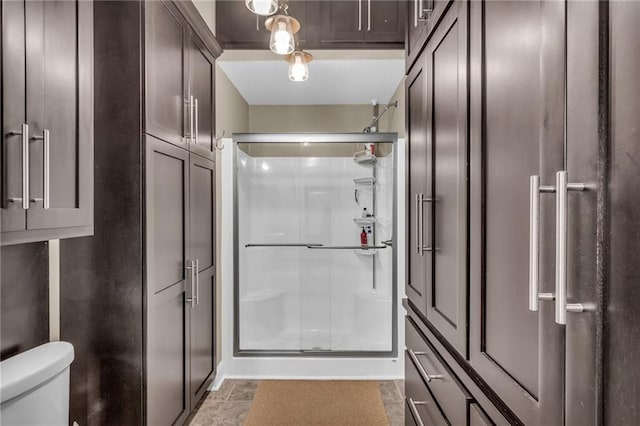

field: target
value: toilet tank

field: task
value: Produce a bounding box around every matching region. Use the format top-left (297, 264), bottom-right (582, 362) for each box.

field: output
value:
top-left (0, 342), bottom-right (74, 426)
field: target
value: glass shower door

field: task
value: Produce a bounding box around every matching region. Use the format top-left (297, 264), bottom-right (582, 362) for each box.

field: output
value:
top-left (237, 138), bottom-right (395, 354)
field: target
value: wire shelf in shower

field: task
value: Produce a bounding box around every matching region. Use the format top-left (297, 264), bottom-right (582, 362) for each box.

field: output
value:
top-left (353, 217), bottom-right (376, 226)
top-left (353, 177), bottom-right (376, 187)
top-left (353, 151), bottom-right (377, 165)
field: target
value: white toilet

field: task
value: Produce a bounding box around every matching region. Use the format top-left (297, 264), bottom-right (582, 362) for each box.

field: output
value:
top-left (0, 342), bottom-right (74, 426)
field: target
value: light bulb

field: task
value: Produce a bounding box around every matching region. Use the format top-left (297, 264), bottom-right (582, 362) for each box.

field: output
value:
top-left (270, 18), bottom-right (294, 55)
top-left (245, 0), bottom-right (278, 16)
top-left (289, 54), bottom-right (308, 82)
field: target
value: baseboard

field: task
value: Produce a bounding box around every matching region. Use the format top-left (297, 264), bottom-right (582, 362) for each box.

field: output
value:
top-left (208, 360), bottom-right (225, 391)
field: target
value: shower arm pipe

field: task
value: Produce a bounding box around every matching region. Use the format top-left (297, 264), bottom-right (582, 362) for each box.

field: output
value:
top-left (363, 101), bottom-right (399, 133)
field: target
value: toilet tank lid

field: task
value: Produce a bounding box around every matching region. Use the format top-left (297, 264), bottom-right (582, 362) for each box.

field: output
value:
top-left (0, 341), bottom-right (74, 403)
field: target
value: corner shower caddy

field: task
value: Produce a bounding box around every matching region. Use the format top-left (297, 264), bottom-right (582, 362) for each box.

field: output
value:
top-left (353, 149), bottom-right (382, 256)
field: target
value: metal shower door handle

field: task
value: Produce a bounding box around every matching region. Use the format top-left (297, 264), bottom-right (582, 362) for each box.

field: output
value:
top-left (555, 170), bottom-right (586, 324)
top-left (528, 175), bottom-right (556, 311)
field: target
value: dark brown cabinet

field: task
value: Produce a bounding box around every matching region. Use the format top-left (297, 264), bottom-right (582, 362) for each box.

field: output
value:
top-left (406, 0), bottom-right (468, 356)
top-left (188, 154), bottom-right (216, 411)
top-left (146, 0), bottom-right (216, 161)
top-left (1, 0), bottom-right (93, 246)
top-left (145, 138), bottom-right (216, 424)
top-left (405, 0), bottom-right (608, 424)
top-left (318, 0), bottom-right (405, 45)
top-left (59, 1), bottom-right (221, 424)
top-left (406, 0), bottom-right (453, 71)
top-left (216, 0), bottom-right (309, 47)
top-left (406, 48), bottom-right (429, 317)
top-left (216, 0), bottom-right (403, 49)
top-left (145, 137), bottom-right (191, 426)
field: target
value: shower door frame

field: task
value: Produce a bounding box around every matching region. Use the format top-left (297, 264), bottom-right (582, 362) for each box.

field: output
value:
top-left (233, 133), bottom-right (399, 358)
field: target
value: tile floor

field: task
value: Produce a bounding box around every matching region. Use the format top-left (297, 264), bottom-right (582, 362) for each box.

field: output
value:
top-left (187, 380), bottom-right (405, 426)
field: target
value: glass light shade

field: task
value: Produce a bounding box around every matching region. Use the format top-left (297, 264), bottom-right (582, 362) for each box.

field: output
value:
top-left (269, 17), bottom-right (295, 55)
top-left (288, 52), bottom-right (309, 82)
top-left (245, 0), bottom-right (278, 16)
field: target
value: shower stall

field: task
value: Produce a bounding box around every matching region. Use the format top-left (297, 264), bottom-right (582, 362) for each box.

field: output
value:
top-left (234, 133), bottom-right (397, 357)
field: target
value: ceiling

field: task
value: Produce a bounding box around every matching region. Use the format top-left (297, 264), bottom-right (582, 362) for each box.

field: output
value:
top-left (217, 50), bottom-right (405, 106)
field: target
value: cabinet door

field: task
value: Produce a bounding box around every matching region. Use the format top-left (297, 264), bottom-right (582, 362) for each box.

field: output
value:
top-left (188, 154), bottom-right (215, 409)
top-left (319, 1), bottom-right (365, 43)
top-left (468, 1), bottom-right (564, 424)
top-left (25, 0), bottom-right (93, 232)
top-left (406, 0), bottom-right (430, 71)
top-left (145, 136), bottom-right (191, 426)
top-left (565, 1), bottom-right (599, 423)
top-left (188, 34), bottom-right (216, 161)
top-left (364, 1), bottom-right (404, 43)
top-left (215, 0), bottom-right (269, 48)
top-left (406, 52), bottom-right (430, 315)
top-left (146, 1), bottom-right (189, 149)
top-left (425, 0), bottom-right (468, 355)
top-left (1, 0), bottom-right (27, 233)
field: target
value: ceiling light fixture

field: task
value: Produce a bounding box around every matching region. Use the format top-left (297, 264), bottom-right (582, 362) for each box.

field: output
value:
top-left (265, 5), bottom-right (300, 55)
top-left (286, 50), bottom-right (312, 82)
top-left (245, 0), bottom-right (278, 16)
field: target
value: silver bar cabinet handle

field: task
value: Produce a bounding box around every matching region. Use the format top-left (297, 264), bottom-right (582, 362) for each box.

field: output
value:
top-left (358, 0), bottom-right (362, 31)
top-left (195, 259), bottom-right (200, 305)
top-left (555, 171), bottom-right (585, 324)
top-left (408, 398), bottom-right (426, 426)
top-left (7, 124), bottom-right (30, 209)
top-left (185, 261), bottom-right (196, 307)
top-left (408, 349), bottom-right (443, 382)
top-left (189, 95), bottom-right (195, 144)
top-left (421, 196), bottom-right (434, 254)
top-left (22, 124), bottom-right (29, 209)
top-left (43, 129), bottom-right (50, 209)
top-left (528, 176), bottom-right (555, 311)
top-left (256, 15), bottom-right (259, 31)
top-left (367, 0), bottom-right (371, 31)
top-left (415, 194), bottom-right (421, 255)
top-left (414, 0), bottom-right (418, 27)
top-left (194, 98), bottom-right (199, 146)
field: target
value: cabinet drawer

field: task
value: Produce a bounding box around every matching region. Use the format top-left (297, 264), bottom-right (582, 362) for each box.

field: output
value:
top-left (405, 350), bottom-right (449, 425)
top-left (406, 317), bottom-right (472, 425)
top-left (469, 403), bottom-right (494, 426)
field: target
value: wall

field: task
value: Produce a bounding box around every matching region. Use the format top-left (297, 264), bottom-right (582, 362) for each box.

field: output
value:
top-left (192, 0), bottom-right (216, 35)
top-left (249, 105), bottom-right (376, 133)
top-left (248, 91), bottom-right (405, 135)
top-left (215, 65), bottom-right (249, 365)
top-left (0, 243), bottom-right (49, 360)
top-left (381, 78), bottom-right (406, 137)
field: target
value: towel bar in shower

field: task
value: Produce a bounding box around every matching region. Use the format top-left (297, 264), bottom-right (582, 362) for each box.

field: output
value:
top-left (306, 245), bottom-right (387, 250)
top-left (244, 243), bottom-right (324, 248)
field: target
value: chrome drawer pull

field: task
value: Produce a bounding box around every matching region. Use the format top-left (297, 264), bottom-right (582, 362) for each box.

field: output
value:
top-left (408, 398), bottom-right (427, 426)
top-left (408, 349), bottom-right (444, 382)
